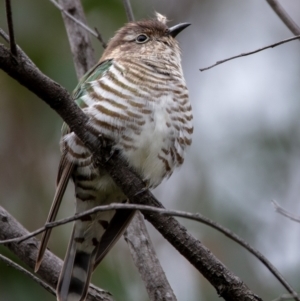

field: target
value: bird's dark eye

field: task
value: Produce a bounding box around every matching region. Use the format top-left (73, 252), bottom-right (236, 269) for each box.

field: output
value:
top-left (135, 34), bottom-right (149, 44)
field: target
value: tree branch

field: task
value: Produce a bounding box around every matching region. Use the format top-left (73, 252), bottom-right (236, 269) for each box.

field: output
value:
top-left (0, 206), bottom-right (114, 301)
top-left (48, 0), bottom-right (107, 49)
top-left (272, 294), bottom-right (299, 301)
top-left (272, 200), bottom-right (300, 223)
top-left (122, 0), bottom-right (135, 22)
top-left (56, 0), bottom-right (95, 78)
top-left (5, 0), bottom-right (17, 56)
top-left (0, 254), bottom-right (56, 296)
top-left (0, 201), bottom-right (297, 300)
top-left (124, 212), bottom-right (177, 300)
top-left (266, 0), bottom-right (300, 36)
top-left (200, 35), bottom-right (300, 71)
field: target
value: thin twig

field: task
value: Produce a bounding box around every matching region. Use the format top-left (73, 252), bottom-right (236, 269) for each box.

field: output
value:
top-left (122, 0), bottom-right (135, 22)
top-left (266, 0), bottom-right (300, 36)
top-left (0, 206), bottom-right (114, 301)
top-left (200, 35), bottom-right (300, 71)
top-left (272, 200), bottom-right (300, 223)
top-left (0, 254), bottom-right (56, 296)
top-left (0, 202), bottom-right (298, 300)
top-left (56, 0), bottom-right (96, 79)
top-left (5, 0), bottom-right (17, 56)
top-left (272, 293), bottom-right (299, 301)
top-left (0, 28), bottom-right (10, 42)
top-left (48, 0), bottom-right (106, 49)
top-left (0, 203), bottom-right (223, 244)
top-left (94, 27), bottom-right (107, 48)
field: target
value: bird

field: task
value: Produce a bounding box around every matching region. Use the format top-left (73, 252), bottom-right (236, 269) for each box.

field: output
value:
top-left (35, 12), bottom-right (193, 301)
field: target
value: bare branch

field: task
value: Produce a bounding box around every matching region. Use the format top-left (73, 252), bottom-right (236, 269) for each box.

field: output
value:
top-left (124, 212), bottom-right (177, 300)
top-left (94, 27), bottom-right (107, 49)
top-left (0, 39), bottom-right (276, 301)
top-left (266, 0), bottom-right (300, 36)
top-left (200, 35), bottom-right (300, 71)
top-left (272, 200), bottom-right (300, 223)
top-left (0, 254), bottom-right (56, 296)
top-left (273, 294), bottom-right (300, 301)
top-left (48, 0), bottom-right (106, 52)
top-left (122, 0), bottom-right (135, 22)
top-left (0, 203), bottom-right (243, 244)
top-left (0, 28), bottom-right (10, 43)
top-left (0, 206), bottom-right (114, 301)
top-left (0, 202), bottom-right (298, 300)
top-left (51, 0), bottom-right (95, 78)
top-left (5, 0), bottom-right (17, 56)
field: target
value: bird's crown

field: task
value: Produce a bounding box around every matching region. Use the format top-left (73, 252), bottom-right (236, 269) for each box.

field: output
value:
top-left (100, 12), bottom-right (189, 62)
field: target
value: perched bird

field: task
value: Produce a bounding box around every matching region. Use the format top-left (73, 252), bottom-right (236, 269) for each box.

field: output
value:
top-left (35, 12), bottom-right (193, 301)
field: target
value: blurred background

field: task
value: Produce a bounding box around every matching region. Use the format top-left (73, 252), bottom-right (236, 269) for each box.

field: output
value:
top-left (0, 0), bottom-right (300, 300)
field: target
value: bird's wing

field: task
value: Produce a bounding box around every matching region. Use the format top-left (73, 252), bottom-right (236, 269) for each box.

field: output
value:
top-left (93, 208), bottom-right (136, 269)
top-left (73, 59), bottom-right (113, 100)
top-left (35, 60), bottom-right (113, 272)
top-left (34, 151), bottom-right (74, 272)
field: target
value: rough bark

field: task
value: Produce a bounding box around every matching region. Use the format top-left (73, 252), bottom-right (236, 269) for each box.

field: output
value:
top-left (57, 0), bottom-right (95, 78)
top-left (0, 206), bottom-right (114, 301)
top-left (124, 212), bottom-right (177, 301)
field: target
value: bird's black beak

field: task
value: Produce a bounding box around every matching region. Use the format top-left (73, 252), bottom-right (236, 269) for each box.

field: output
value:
top-left (168, 23), bottom-right (191, 38)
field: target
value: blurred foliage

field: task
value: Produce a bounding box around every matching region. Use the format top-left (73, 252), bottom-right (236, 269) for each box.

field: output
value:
top-left (1, 0), bottom-right (300, 301)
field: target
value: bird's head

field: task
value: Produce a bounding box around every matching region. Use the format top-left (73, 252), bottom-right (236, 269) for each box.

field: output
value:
top-left (100, 12), bottom-right (190, 63)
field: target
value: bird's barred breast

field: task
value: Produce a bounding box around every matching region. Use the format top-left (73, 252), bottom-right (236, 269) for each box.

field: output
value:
top-left (64, 59), bottom-right (193, 188)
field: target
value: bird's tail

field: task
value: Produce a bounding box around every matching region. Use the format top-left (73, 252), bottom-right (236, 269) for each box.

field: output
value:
top-left (56, 211), bottom-right (108, 301)
top-left (56, 208), bottom-right (135, 301)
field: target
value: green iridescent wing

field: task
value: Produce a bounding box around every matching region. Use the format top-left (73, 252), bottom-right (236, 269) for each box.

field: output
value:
top-left (61, 59), bottom-right (113, 137)
top-left (73, 59), bottom-right (113, 100)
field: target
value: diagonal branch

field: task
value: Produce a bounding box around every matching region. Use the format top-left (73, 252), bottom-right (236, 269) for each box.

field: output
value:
top-left (200, 35), bottom-right (300, 71)
top-left (48, 0), bottom-right (107, 49)
top-left (266, 0), bottom-right (300, 36)
top-left (56, 0), bottom-right (95, 78)
top-left (5, 0), bottom-right (17, 56)
top-left (0, 206), bottom-right (114, 301)
top-left (0, 254), bottom-right (56, 296)
top-left (272, 200), bottom-right (300, 223)
top-left (0, 201), bottom-right (297, 300)
top-left (122, 0), bottom-right (135, 22)
top-left (272, 293), bottom-right (299, 301)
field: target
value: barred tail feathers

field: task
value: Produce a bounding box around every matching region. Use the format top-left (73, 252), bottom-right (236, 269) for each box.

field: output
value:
top-left (57, 210), bottom-right (112, 301)
top-left (57, 225), bottom-right (95, 301)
